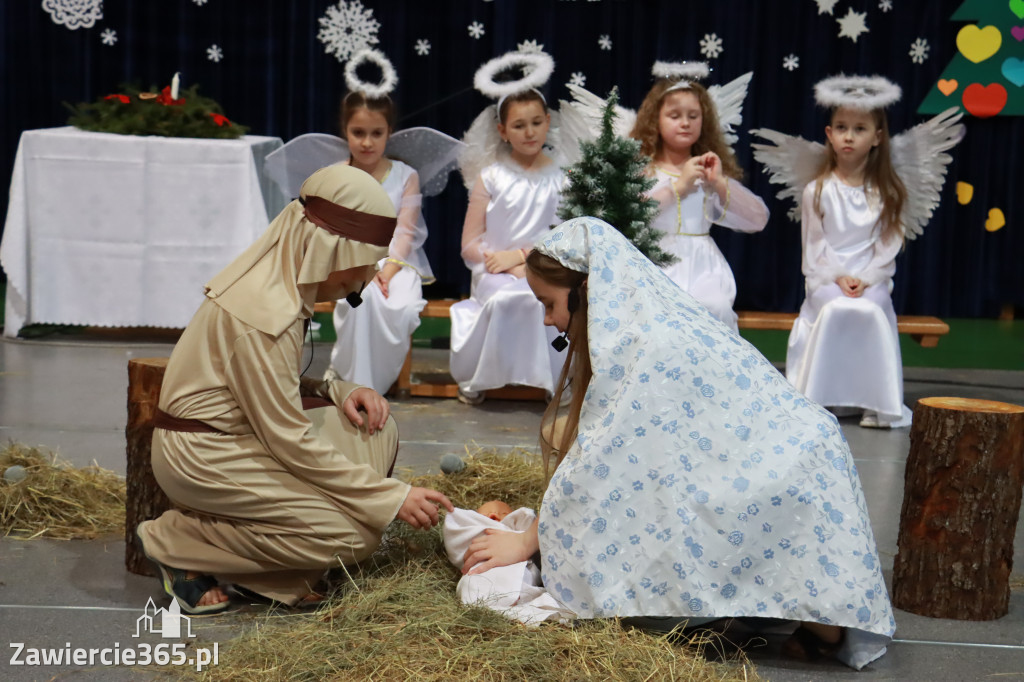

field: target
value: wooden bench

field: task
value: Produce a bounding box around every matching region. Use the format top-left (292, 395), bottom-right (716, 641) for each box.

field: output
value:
top-left (735, 311), bottom-right (950, 348)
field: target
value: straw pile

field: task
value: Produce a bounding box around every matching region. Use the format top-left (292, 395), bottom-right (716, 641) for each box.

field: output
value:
top-left (189, 448), bottom-right (760, 682)
top-left (0, 443), bottom-right (126, 540)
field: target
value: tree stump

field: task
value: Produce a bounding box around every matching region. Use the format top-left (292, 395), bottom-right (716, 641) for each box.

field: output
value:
top-left (892, 397), bottom-right (1024, 620)
top-left (125, 357), bottom-right (172, 576)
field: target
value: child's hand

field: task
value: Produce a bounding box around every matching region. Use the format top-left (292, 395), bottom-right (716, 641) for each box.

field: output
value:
top-left (397, 487), bottom-right (454, 530)
top-left (699, 152), bottom-right (726, 192)
top-left (462, 529), bottom-right (532, 574)
top-left (373, 262), bottom-right (402, 299)
top-left (672, 156), bottom-right (707, 196)
top-left (483, 249), bottom-right (524, 274)
top-left (837, 276), bottom-right (865, 297)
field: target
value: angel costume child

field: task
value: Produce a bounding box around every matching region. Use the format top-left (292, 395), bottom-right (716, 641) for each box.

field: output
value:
top-left (471, 217), bottom-right (896, 669)
top-left (563, 62), bottom-right (768, 331)
top-left (135, 165), bottom-right (453, 615)
top-left (263, 48), bottom-right (464, 395)
top-left (752, 76), bottom-right (963, 428)
top-left (449, 51), bottom-right (568, 403)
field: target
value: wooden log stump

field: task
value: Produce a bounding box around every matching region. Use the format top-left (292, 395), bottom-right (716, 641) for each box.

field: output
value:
top-left (892, 397), bottom-right (1024, 620)
top-left (125, 357), bottom-right (172, 576)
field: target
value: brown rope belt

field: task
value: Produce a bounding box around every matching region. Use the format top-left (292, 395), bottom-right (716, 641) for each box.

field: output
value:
top-left (153, 397), bottom-right (334, 434)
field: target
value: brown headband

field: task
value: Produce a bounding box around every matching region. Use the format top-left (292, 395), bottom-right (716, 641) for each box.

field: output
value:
top-left (300, 195), bottom-right (397, 247)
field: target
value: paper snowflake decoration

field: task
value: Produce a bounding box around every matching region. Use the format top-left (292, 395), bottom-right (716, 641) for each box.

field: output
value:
top-left (42, 0), bottom-right (103, 29)
top-left (814, 0), bottom-right (840, 15)
top-left (699, 33), bottom-right (723, 59)
top-left (598, 34), bottom-right (612, 51)
top-left (100, 28), bottom-right (117, 46)
top-left (568, 72), bottom-right (587, 88)
top-left (837, 8), bottom-right (868, 43)
top-left (783, 54), bottom-right (799, 71)
top-left (909, 37), bottom-right (929, 64)
top-left (518, 39), bottom-right (543, 54)
top-left (193, 0), bottom-right (208, 5)
top-left (317, 0), bottom-right (381, 63)
top-left (879, 0), bottom-right (893, 11)
top-left (414, 39), bottom-right (431, 56)
top-left (207, 44), bottom-right (224, 63)
top-left (468, 21), bottom-right (485, 39)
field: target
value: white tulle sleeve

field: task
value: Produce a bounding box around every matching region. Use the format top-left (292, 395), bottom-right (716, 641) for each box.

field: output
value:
top-left (706, 180), bottom-right (770, 234)
top-left (460, 176), bottom-right (491, 266)
top-left (388, 171), bottom-right (424, 264)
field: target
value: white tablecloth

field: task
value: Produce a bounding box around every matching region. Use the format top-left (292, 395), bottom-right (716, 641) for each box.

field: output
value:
top-left (1, 127), bottom-right (289, 336)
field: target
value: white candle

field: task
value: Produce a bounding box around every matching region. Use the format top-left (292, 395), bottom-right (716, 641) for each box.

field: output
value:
top-left (170, 72), bottom-right (180, 100)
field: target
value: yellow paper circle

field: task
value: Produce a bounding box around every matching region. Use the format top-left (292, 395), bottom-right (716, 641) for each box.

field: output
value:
top-left (956, 25), bottom-right (1003, 64)
top-left (985, 208), bottom-right (1006, 232)
top-left (956, 181), bottom-right (974, 205)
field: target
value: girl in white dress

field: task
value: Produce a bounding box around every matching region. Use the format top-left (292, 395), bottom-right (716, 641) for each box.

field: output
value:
top-left (630, 62), bottom-right (768, 332)
top-left (450, 51), bottom-right (567, 403)
top-left (327, 50), bottom-right (435, 394)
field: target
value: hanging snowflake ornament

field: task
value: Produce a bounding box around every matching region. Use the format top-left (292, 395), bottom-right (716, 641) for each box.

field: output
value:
top-left (783, 54), bottom-right (800, 71)
top-left (598, 34), bottom-right (612, 51)
top-left (317, 0), bottom-right (381, 63)
top-left (837, 8), bottom-right (868, 43)
top-left (909, 38), bottom-right (929, 64)
top-left (813, 0), bottom-right (839, 14)
top-left (414, 39), bottom-right (431, 56)
top-left (569, 72), bottom-right (587, 88)
top-left (100, 28), bottom-right (117, 46)
top-left (879, 0), bottom-right (893, 11)
top-left (193, 0), bottom-right (208, 5)
top-left (207, 44), bottom-right (224, 63)
top-left (699, 33), bottom-right (723, 59)
top-left (42, 0), bottom-right (103, 30)
top-left (468, 21), bottom-right (485, 40)
top-left (518, 39), bottom-right (544, 54)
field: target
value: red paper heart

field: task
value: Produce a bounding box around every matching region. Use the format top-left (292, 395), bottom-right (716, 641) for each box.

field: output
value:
top-left (962, 82), bottom-right (1008, 117)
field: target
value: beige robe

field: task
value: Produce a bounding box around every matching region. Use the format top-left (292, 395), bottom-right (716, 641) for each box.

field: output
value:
top-left (139, 295), bottom-right (409, 605)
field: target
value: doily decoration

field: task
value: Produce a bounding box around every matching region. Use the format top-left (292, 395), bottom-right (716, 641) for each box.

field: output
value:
top-left (345, 48), bottom-right (397, 99)
top-left (473, 50), bottom-right (555, 100)
top-left (317, 0), bottom-right (381, 63)
top-left (652, 60), bottom-right (710, 81)
top-left (42, 0), bottom-right (103, 30)
top-left (814, 74), bottom-right (902, 110)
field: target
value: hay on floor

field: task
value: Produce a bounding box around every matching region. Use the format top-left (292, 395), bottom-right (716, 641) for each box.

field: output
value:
top-left (0, 443), bottom-right (125, 540)
top-left (186, 448), bottom-right (760, 682)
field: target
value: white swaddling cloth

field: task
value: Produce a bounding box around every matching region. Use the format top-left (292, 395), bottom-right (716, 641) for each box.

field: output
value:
top-left (443, 507), bottom-right (573, 626)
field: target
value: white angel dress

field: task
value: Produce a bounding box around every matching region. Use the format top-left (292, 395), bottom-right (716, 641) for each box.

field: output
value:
top-left (534, 217), bottom-right (895, 670)
top-left (752, 108), bottom-right (964, 427)
top-left (443, 507), bottom-right (573, 625)
top-left (646, 171), bottom-right (769, 331)
top-left (263, 130), bottom-right (463, 394)
top-left (786, 177), bottom-right (909, 426)
top-left (449, 158), bottom-right (567, 394)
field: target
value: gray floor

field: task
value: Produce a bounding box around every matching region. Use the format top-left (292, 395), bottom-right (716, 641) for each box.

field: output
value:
top-left (1, 336), bottom-right (1023, 681)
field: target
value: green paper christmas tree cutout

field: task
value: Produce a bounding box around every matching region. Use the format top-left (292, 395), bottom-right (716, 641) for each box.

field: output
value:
top-left (919, 0), bottom-right (1024, 117)
top-left (557, 87), bottom-right (675, 266)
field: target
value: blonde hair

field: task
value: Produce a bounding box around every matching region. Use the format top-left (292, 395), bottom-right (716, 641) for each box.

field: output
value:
top-left (629, 79), bottom-right (744, 180)
top-left (526, 250), bottom-right (590, 476)
top-left (814, 107), bottom-right (907, 245)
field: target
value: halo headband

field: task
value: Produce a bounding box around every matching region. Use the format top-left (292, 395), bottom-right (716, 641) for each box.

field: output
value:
top-left (653, 60), bottom-right (710, 81)
top-left (814, 75), bottom-right (902, 111)
top-left (474, 51), bottom-right (555, 101)
top-left (300, 195), bottom-right (397, 247)
top-left (345, 48), bottom-right (398, 99)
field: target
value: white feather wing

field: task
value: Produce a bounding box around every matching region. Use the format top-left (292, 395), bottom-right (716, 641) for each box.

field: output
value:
top-left (750, 128), bottom-right (826, 221)
top-left (707, 71), bottom-right (753, 148)
top-left (457, 105), bottom-right (503, 190)
top-left (889, 107), bottom-right (965, 240)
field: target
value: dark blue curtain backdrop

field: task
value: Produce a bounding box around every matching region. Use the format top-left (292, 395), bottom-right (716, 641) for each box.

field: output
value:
top-left (1, 0), bottom-right (1020, 317)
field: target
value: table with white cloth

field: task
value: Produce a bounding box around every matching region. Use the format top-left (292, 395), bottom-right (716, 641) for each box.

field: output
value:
top-left (1, 127), bottom-right (289, 337)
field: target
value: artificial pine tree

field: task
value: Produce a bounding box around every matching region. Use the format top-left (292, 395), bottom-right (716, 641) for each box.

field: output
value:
top-left (557, 87), bottom-right (675, 266)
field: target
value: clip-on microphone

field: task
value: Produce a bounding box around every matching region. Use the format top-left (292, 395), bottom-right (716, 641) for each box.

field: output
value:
top-left (346, 281), bottom-right (368, 308)
top-left (551, 287), bottom-right (581, 352)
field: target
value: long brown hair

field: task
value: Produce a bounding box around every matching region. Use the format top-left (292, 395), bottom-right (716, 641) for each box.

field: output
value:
top-left (526, 250), bottom-right (590, 476)
top-left (814, 107), bottom-right (907, 244)
top-left (339, 91), bottom-right (396, 135)
top-left (498, 89), bottom-right (548, 125)
top-left (629, 79), bottom-right (744, 180)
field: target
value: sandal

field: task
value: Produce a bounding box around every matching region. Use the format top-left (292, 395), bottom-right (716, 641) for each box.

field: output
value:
top-left (781, 625), bottom-right (844, 661)
top-left (135, 522), bottom-right (231, 616)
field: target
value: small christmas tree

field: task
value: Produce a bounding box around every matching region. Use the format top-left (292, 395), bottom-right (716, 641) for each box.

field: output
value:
top-left (558, 87), bottom-right (674, 266)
